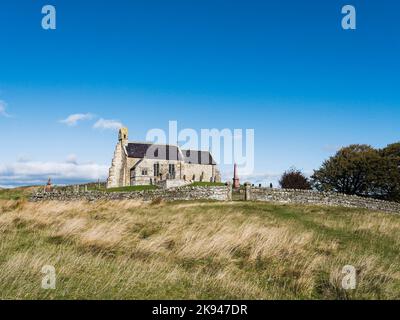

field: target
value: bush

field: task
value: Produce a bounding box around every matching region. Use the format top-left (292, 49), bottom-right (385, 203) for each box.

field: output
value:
top-left (279, 168), bottom-right (311, 190)
top-left (312, 144), bottom-right (400, 202)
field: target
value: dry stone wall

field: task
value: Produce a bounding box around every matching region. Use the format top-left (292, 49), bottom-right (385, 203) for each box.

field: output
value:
top-left (30, 185), bottom-right (400, 213)
top-left (31, 186), bottom-right (231, 202)
top-left (249, 188), bottom-right (400, 213)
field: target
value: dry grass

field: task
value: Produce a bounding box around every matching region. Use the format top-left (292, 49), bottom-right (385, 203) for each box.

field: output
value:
top-left (0, 199), bottom-right (399, 299)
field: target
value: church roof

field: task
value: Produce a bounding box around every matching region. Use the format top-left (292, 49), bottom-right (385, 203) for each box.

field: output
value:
top-left (181, 149), bottom-right (217, 165)
top-left (125, 142), bottom-right (216, 165)
top-left (126, 143), bottom-right (181, 161)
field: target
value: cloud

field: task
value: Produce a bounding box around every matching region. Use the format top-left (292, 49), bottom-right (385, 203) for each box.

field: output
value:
top-left (58, 114), bottom-right (124, 131)
top-left (17, 154), bottom-right (31, 163)
top-left (93, 118), bottom-right (123, 130)
top-left (59, 113), bottom-right (94, 126)
top-left (66, 154), bottom-right (78, 164)
top-left (0, 159), bottom-right (109, 188)
top-left (0, 100), bottom-right (11, 117)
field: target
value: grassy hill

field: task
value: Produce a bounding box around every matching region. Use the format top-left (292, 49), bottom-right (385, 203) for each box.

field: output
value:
top-left (0, 186), bottom-right (41, 200)
top-left (0, 198), bottom-right (399, 299)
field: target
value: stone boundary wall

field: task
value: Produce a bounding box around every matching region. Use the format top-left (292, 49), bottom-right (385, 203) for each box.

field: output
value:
top-left (30, 186), bottom-right (231, 202)
top-left (249, 187), bottom-right (400, 213)
top-left (30, 185), bottom-right (400, 213)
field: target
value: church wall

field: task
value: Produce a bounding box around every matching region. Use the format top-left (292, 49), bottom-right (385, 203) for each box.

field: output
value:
top-left (113, 152), bottom-right (219, 187)
top-left (125, 157), bottom-right (142, 186)
top-left (181, 163), bottom-right (215, 182)
top-left (106, 141), bottom-right (126, 188)
top-left (127, 158), bottom-right (184, 186)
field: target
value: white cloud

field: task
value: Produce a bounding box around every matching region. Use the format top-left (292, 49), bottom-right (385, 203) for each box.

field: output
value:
top-left (17, 154), bottom-right (31, 163)
top-left (93, 118), bottom-right (123, 130)
top-left (0, 100), bottom-right (11, 117)
top-left (0, 159), bottom-right (108, 187)
top-left (66, 154), bottom-right (78, 164)
top-left (60, 113), bottom-right (94, 126)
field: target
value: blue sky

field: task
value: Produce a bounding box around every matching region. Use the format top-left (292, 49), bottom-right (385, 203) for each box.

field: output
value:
top-left (0, 0), bottom-right (399, 187)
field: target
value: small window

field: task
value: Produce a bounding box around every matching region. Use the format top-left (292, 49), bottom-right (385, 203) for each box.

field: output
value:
top-left (154, 163), bottom-right (160, 177)
top-left (168, 164), bottom-right (176, 179)
top-left (142, 169), bottom-right (148, 176)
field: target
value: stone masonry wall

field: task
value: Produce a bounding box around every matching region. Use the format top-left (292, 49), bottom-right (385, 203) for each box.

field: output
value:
top-left (181, 163), bottom-right (215, 183)
top-left (249, 188), bottom-right (400, 214)
top-left (31, 186), bottom-right (232, 202)
top-left (106, 141), bottom-right (126, 188)
top-left (30, 185), bottom-right (400, 213)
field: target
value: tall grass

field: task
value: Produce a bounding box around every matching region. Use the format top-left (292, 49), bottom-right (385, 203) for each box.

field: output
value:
top-left (0, 199), bottom-right (399, 299)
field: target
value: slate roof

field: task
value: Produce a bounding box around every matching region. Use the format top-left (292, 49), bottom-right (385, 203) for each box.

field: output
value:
top-left (125, 143), bottom-right (181, 161)
top-left (181, 149), bottom-right (216, 165)
top-left (125, 143), bottom-right (216, 165)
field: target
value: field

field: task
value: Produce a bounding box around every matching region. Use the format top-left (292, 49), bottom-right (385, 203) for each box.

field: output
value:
top-left (0, 194), bottom-right (399, 299)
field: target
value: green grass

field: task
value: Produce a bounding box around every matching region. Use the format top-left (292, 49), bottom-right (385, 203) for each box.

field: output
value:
top-left (105, 185), bottom-right (159, 192)
top-left (189, 182), bottom-right (226, 187)
top-left (0, 200), bottom-right (399, 299)
top-left (86, 183), bottom-right (107, 191)
top-left (0, 189), bottom-right (24, 200)
top-left (0, 187), bottom-right (37, 200)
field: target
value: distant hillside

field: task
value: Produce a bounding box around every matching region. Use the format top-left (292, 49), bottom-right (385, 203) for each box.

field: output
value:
top-left (0, 186), bottom-right (41, 200)
top-left (0, 199), bottom-right (399, 299)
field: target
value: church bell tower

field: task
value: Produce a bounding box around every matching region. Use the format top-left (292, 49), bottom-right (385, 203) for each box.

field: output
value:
top-left (118, 127), bottom-right (128, 145)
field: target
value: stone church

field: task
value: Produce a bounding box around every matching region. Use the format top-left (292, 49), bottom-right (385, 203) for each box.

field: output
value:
top-left (107, 128), bottom-right (221, 188)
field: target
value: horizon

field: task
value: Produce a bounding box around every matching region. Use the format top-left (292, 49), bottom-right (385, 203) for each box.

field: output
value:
top-left (1, 0), bottom-right (399, 188)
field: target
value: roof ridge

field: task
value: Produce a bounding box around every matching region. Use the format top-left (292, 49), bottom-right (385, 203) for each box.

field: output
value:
top-left (127, 141), bottom-right (180, 147)
top-left (127, 142), bottom-right (211, 153)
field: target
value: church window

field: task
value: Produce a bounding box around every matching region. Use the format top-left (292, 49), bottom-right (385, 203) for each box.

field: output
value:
top-left (154, 163), bottom-right (160, 177)
top-left (169, 164), bottom-right (176, 179)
